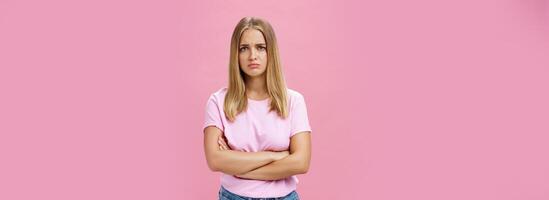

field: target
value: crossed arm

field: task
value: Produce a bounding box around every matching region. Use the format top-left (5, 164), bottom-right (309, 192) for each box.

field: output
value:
top-left (203, 126), bottom-right (311, 181)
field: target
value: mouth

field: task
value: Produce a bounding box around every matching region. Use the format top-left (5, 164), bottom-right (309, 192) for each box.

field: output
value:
top-left (248, 64), bottom-right (260, 68)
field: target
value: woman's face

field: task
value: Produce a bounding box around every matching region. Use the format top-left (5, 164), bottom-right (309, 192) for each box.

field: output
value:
top-left (238, 29), bottom-right (268, 78)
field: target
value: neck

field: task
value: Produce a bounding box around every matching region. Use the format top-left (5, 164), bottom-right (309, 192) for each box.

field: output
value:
top-left (244, 74), bottom-right (267, 97)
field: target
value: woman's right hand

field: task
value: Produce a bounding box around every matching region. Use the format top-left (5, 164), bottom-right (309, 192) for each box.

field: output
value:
top-left (218, 134), bottom-right (231, 150)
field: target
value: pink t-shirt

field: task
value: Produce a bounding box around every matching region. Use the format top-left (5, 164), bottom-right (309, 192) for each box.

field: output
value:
top-left (202, 87), bottom-right (312, 198)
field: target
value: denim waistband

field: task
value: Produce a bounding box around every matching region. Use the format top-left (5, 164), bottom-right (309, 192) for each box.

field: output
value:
top-left (218, 186), bottom-right (299, 200)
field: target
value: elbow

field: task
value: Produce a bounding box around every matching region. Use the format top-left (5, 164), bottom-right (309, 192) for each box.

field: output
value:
top-left (299, 165), bottom-right (309, 174)
top-left (206, 159), bottom-right (219, 172)
top-left (206, 154), bottom-right (221, 172)
top-left (207, 160), bottom-right (241, 175)
top-left (290, 154), bottom-right (310, 174)
top-left (208, 163), bottom-right (220, 172)
top-left (296, 162), bottom-right (310, 174)
top-left (206, 154), bottom-right (236, 174)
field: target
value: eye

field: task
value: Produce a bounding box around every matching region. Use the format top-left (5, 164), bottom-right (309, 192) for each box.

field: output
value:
top-left (239, 47), bottom-right (248, 52)
top-left (257, 46), bottom-right (266, 51)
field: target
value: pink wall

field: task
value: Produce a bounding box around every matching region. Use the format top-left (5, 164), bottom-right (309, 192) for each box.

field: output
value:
top-left (1, 0), bottom-right (548, 199)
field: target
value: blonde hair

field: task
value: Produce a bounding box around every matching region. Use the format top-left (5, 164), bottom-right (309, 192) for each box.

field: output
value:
top-left (224, 17), bottom-right (288, 122)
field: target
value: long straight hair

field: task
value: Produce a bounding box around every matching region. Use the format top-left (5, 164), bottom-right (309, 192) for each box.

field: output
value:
top-left (224, 17), bottom-right (288, 122)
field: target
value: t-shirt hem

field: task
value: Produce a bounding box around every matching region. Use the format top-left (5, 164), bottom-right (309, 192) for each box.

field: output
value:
top-left (203, 123), bottom-right (224, 132)
top-left (290, 129), bottom-right (312, 137)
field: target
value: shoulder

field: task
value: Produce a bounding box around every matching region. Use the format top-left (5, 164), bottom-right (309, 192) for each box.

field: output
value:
top-left (207, 87), bottom-right (228, 104)
top-left (286, 88), bottom-right (307, 106)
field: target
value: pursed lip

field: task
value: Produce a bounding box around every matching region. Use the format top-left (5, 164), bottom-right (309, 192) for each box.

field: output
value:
top-left (248, 63), bottom-right (260, 68)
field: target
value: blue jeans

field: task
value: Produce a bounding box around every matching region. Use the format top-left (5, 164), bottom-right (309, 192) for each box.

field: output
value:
top-left (218, 186), bottom-right (300, 200)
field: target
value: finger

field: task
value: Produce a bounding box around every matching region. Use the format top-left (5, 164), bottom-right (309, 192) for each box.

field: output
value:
top-left (218, 140), bottom-right (225, 150)
top-left (220, 135), bottom-right (228, 143)
top-left (218, 140), bottom-right (228, 150)
top-left (219, 139), bottom-right (228, 147)
top-left (218, 138), bottom-right (229, 149)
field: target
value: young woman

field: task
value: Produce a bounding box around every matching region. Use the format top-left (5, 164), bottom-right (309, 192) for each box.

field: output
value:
top-left (202, 17), bottom-right (312, 200)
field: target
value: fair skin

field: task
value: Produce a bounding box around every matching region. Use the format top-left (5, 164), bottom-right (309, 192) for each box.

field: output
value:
top-left (238, 28), bottom-right (269, 100)
top-left (203, 28), bottom-right (312, 181)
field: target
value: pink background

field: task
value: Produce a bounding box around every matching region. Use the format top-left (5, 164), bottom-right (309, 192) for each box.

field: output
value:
top-left (1, 0), bottom-right (548, 199)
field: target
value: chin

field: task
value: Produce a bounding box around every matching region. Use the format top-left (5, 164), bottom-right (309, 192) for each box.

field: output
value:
top-left (247, 73), bottom-right (263, 77)
top-left (242, 69), bottom-right (266, 77)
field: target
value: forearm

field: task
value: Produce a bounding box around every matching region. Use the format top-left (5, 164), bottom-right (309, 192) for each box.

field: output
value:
top-left (209, 150), bottom-right (275, 175)
top-left (236, 153), bottom-right (307, 181)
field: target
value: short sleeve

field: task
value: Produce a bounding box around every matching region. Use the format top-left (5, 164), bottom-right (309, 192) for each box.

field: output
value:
top-left (290, 94), bottom-right (312, 137)
top-left (203, 94), bottom-right (225, 132)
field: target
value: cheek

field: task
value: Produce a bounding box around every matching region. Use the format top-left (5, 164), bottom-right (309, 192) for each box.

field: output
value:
top-left (260, 53), bottom-right (268, 64)
top-left (239, 54), bottom-right (247, 64)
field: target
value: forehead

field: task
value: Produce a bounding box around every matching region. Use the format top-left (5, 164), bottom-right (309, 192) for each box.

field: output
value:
top-left (240, 29), bottom-right (266, 44)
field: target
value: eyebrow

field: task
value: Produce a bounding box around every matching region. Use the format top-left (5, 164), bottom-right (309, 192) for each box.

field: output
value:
top-left (239, 43), bottom-right (266, 46)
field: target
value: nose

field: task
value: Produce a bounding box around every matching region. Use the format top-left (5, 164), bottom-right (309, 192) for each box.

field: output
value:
top-left (248, 48), bottom-right (258, 60)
